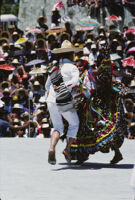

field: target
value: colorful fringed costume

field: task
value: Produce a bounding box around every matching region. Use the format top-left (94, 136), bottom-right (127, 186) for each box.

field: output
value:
top-left (70, 59), bottom-right (126, 161)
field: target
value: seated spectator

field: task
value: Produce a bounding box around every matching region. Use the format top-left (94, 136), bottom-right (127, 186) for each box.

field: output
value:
top-left (1, 43), bottom-right (10, 56)
top-left (35, 38), bottom-right (48, 60)
top-left (0, 103), bottom-right (30, 137)
top-left (15, 127), bottom-right (26, 138)
top-left (16, 88), bottom-right (28, 109)
top-left (16, 66), bottom-right (28, 86)
top-left (12, 118), bottom-right (21, 126)
top-left (0, 37), bottom-right (9, 49)
top-left (83, 39), bottom-right (93, 56)
top-left (1, 95), bottom-right (12, 114)
top-left (25, 121), bottom-right (38, 138)
top-left (110, 39), bottom-right (121, 53)
top-left (0, 81), bottom-right (10, 92)
top-left (25, 27), bottom-right (35, 42)
top-left (72, 30), bottom-right (84, 45)
top-left (11, 58), bottom-right (21, 68)
top-left (59, 32), bottom-right (70, 43)
top-left (11, 32), bottom-right (20, 43)
top-left (11, 103), bottom-right (23, 118)
top-left (41, 123), bottom-right (51, 138)
top-left (32, 81), bottom-right (45, 97)
top-left (36, 73), bottom-right (47, 89)
top-left (33, 110), bottom-right (45, 136)
top-left (88, 43), bottom-right (99, 67)
top-left (0, 31), bottom-right (11, 40)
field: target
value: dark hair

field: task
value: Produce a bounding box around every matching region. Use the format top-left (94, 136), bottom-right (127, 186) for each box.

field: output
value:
top-left (59, 52), bottom-right (74, 59)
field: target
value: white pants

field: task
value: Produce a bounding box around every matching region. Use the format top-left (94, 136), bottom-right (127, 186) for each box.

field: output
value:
top-left (47, 102), bottom-right (79, 139)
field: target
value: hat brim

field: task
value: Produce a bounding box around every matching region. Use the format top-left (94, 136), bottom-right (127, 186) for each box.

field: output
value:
top-left (0, 81), bottom-right (10, 90)
top-left (37, 17), bottom-right (47, 23)
top-left (1, 96), bottom-right (12, 101)
top-left (0, 37), bottom-right (9, 44)
top-left (12, 107), bottom-right (22, 110)
top-left (30, 121), bottom-right (37, 128)
top-left (51, 47), bottom-right (83, 54)
top-left (16, 89), bottom-right (28, 96)
top-left (0, 109), bottom-right (8, 114)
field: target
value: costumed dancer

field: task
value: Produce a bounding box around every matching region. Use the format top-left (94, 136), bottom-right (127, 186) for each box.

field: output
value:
top-left (70, 50), bottom-right (126, 165)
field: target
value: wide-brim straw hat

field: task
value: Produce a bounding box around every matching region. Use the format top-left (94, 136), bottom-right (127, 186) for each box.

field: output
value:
top-left (59, 32), bottom-right (70, 40)
top-left (85, 38), bottom-right (93, 44)
top-left (30, 120), bottom-right (38, 128)
top-left (35, 109), bottom-right (43, 116)
top-left (2, 42), bottom-right (10, 49)
top-left (129, 80), bottom-right (135, 88)
top-left (37, 16), bottom-right (47, 23)
top-left (25, 40), bottom-right (34, 50)
top-left (0, 37), bottom-right (9, 45)
top-left (3, 88), bottom-right (10, 95)
top-left (0, 81), bottom-right (10, 91)
top-left (21, 111), bottom-right (29, 118)
top-left (47, 33), bottom-right (56, 40)
top-left (12, 103), bottom-right (22, 110)
top-left (52, 7), bottom-right (59, 12)
top-left (11, 58), bottom-right (21, 65)
top-left (42, 118), bottom-right (48, 123)
top-left (1, 31), bottom-right (10, 39)
top-left (1, 96), bottom-right (12, 101)
top-left (12, 118), bottom-right (20, 125)
top-left (33, 81), bottom-right (40, 86)
top-left (51, 40), bottom-right (83, 54)
top-left (16, 88), bottom-right (28, 96)
top-left (124, 98), bottom-right (134, 106)
top-left (35, 38), bottom-right (46, 49)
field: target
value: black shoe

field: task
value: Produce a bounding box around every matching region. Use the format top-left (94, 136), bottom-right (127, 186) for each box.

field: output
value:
top-left (63, 149), bottom-right (71, 163)
top-left (48, 151), bottom-right (56, 165)
top-left (110, 154), bottom-right (123, 164)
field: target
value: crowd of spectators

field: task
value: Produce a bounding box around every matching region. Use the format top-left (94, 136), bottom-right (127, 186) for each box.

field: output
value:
top-left (66, 0), bottom-right (135, 11)
top-left (0, 3), bottom-right (135, 138)
top-left (66, 0), bottom-right (135, 22)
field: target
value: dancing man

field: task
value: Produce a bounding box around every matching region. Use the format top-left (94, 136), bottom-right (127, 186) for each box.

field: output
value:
top-left (46, 40), bottom-right (83, 165)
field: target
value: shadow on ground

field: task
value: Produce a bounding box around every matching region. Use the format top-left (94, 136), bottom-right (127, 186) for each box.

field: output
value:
top-left (52, 162), bottom-right (134, 171)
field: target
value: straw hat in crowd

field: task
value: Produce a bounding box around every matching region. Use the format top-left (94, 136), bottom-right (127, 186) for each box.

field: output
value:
top-left (11, 58), bottom-right (21, 66)
top-left (51, 40), bottom-right (83, 54)
top-left (0, 81), bottom-right (10, 91)
top-left (16, 88), bottom-right (28, 96)
top-left (37, 16), bottom-right (47, 24)
top-left (12, 103), bottom-right (23, 111)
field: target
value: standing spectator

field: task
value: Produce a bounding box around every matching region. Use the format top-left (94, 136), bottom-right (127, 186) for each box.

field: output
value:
top-left (36, 16), bottom-right (48, 32)
top-left (51, 8), bottom-right (61, 27)
top-left (123, 0), bottom-right (135, 17)
top-left (65, 22), bottom-right (73, 41)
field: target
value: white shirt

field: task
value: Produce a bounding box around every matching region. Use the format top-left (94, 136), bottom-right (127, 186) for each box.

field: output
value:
top-left (83, 47), bottom-right (91, 55)
top-left (88, 52), bottom-right (99, 66)
top-left (45, 58), bottom-right (79, 103)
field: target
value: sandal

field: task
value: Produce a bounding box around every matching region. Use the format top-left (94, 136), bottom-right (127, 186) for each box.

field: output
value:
top-left (48, 151), bottom-right (56, 165)
top-left (63, 149), bottom-right (71, 163)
